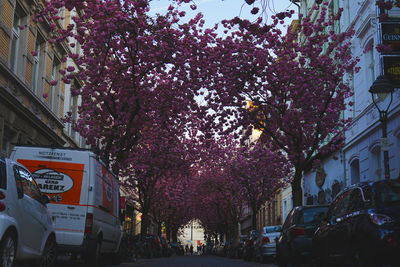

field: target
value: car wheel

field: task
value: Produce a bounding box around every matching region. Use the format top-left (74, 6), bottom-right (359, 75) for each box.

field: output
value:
top-left (86, 239), bottom-right (101, 267)
top-left (352, 245), bottom-right (379, 267)
top-left (34, 236), bottom-right (57, 267)
top-left (276, 250), bottom-right (287, 267)
top-left (0, 232), bottom-right (17, 267)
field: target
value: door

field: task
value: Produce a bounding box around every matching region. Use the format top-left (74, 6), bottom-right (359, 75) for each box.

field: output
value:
top-left (13, 165), bottom-right (48, 253)
top-left (277, 207), bottom-right (296, 260)
top-left (324, 190), bottom-right (352, 260)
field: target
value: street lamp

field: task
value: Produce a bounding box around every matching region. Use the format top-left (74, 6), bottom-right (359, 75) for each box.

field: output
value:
top-left (369, 75), bottom-right (395, 179)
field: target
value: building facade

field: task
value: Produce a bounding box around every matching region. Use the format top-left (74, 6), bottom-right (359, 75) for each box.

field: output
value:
top-left (178, 220), bottom-right (205, 249)
top-left (300, 0), bottom-right (400, 205)
top-left (0, 0), bottom-right (85, 158)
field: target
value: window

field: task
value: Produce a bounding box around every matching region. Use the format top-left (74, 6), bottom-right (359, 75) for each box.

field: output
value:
top-left (10, 11), bottom-right (21, 73)
top-left (32, 34), bottom-right (45, 94)
top-left (0, 160), bottom-right (6, 189)
top-left (350, 159), bottom-right (360, 184)
top-left (366, 40), bottom-right (375, 89)
top-left (282, 208), bottom-right (295, 231)
top-left (327, 190), bottom-right (352, 218)
top-left (50, 57), bottom-right (61, 113)
top-left (371, 145), bottom-right (382, 180)
top-left (373, 180), bottom-right (400, 207)
top-left (347, 189), bottom-right (364, 212)
top-left (297, 207), bottom-right (328, 224)
top-left (13, 166), bottom-right (41, 201)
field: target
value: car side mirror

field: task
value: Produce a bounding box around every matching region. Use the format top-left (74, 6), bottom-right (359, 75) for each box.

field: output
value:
top-left (329, 216), bottom-right (336, 225)
top-left (40, 194), bottom-right (50, 205)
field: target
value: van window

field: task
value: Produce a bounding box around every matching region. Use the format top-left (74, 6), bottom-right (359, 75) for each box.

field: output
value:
top-left (0, 160), bottom-right (6, 189)
top-left (14, 166), bottom-right (42, 201)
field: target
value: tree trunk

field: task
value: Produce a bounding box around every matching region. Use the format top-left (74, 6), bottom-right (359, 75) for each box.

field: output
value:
top-left (172, 227), bottom-right (178, 243)
top-left (166, 223), bottom-right (171, 241)
top-left (157, 222), bottom-right (162, 237)
top-left (140, 210), bottom-right (149, 239)
top-left (251, 203), bottom-right (257, 229)
top-left (291, 167), bottom-right (303, 206)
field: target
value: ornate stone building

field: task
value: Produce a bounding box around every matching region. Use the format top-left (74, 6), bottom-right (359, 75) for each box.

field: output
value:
top-left (0, 0), bottom-right (85, 157)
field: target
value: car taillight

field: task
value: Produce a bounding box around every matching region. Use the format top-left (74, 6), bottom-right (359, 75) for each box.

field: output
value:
top-left (0, 191), bottom-right (5, 212)
top-left (369, 213), bottom-right (394, 226)
top-left (262, 237), bottom-right (270, 243)
top-left (85, 213), bottom-right (93, 234)
top-left (292, 227), bottom-right (306, 236)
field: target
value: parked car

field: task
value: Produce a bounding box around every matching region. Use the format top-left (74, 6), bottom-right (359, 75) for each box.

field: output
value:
top-left (236, 234), bottom-right (248, 259)
top-left (170, 241), bottom-right (184, 255)
top-left (312, 179), bottom-right (400, 267)
top-left (276, 205), bottom-right (329, 267)
top-left (143, 234), bottom-right (162, 258)
top-left (254, 225), bottom-right (282, 263)
top-left (159, 236), bottom-right (172, 257)
top-left (0, 158), bottom-right (57, 267)
top-left (243, 229), bottom-right (260, 261)
top-left (11, 146), bottom-right (123, 266)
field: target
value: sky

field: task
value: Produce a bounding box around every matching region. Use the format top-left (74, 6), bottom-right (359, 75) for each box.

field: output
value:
top-left (149, 0), bottom-right (297, 33)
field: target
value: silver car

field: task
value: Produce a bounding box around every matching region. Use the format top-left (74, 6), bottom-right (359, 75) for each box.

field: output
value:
top-left (0, 158), bottom-right (57, 267)
top-left (254, 225), bottom-right (282, 263)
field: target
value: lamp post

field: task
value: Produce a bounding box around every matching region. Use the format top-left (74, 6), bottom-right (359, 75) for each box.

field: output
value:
top-left (369, 75), bottom-right (395, 179)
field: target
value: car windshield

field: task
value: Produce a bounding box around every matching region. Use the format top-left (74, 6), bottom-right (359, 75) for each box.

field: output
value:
top-left (373, 180), bottom-right (400, 206)
top-left (297, 207), bottom-right (328, 224)
top-left (264, 225), bottom-right (281, 233)
top-left (250, 230), bottom-right (259, 239)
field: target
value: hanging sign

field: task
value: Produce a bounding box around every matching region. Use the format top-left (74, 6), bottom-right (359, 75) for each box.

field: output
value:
top-left (382, 23), bottom-right (400, 52)
top-left (383, 56), bottom-right (400, 87)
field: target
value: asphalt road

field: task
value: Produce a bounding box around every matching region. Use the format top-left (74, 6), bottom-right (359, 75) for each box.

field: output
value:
top-left (17, 255), bottom-right (277, 267)
top-left (122, 255), bottom-right (277, 267)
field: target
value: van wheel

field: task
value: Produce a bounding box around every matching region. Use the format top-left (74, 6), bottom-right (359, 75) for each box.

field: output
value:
top-left (34, 236), bottom-right (57, 267)
top-left (0, 232), bottom-right (17, 267)
top-left (86, 240), bottom-right (101, 267)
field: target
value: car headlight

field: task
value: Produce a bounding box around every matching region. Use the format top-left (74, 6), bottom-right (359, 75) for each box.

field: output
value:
top-left (369, 213), bottom-right (394, 226)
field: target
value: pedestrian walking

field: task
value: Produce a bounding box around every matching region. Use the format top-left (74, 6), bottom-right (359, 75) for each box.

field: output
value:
top-left (190, 244), bottom-right (193, 255)
top-left (185, 244), bottom-right (189, 255)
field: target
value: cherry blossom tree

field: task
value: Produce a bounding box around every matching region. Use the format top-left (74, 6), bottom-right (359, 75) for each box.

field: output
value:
top-left (35, 0), bottom-right (215, 174)
top-left (202, 2), bottom-right (359, 206)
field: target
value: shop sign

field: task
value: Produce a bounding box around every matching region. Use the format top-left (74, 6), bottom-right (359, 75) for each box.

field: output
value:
top-left (382, 23), bottom-right (400, 52)
top-left (383, 56), bottom-right (400, 87)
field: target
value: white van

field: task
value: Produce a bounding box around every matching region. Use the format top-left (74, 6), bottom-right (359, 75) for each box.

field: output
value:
top-left (10, 146), bottom-right (122, 266)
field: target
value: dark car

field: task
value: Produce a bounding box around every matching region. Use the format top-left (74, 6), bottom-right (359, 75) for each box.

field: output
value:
top-left (312, 179), bottom-right (400, 267)
top-left (236, 234), bottom-right (248, 259)
top-left (243, 229), bottom-right (260, 261)
top-left (276, 205), bottom-right (329, 267)
top-left (143, 234), bottom-right (162, 258)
